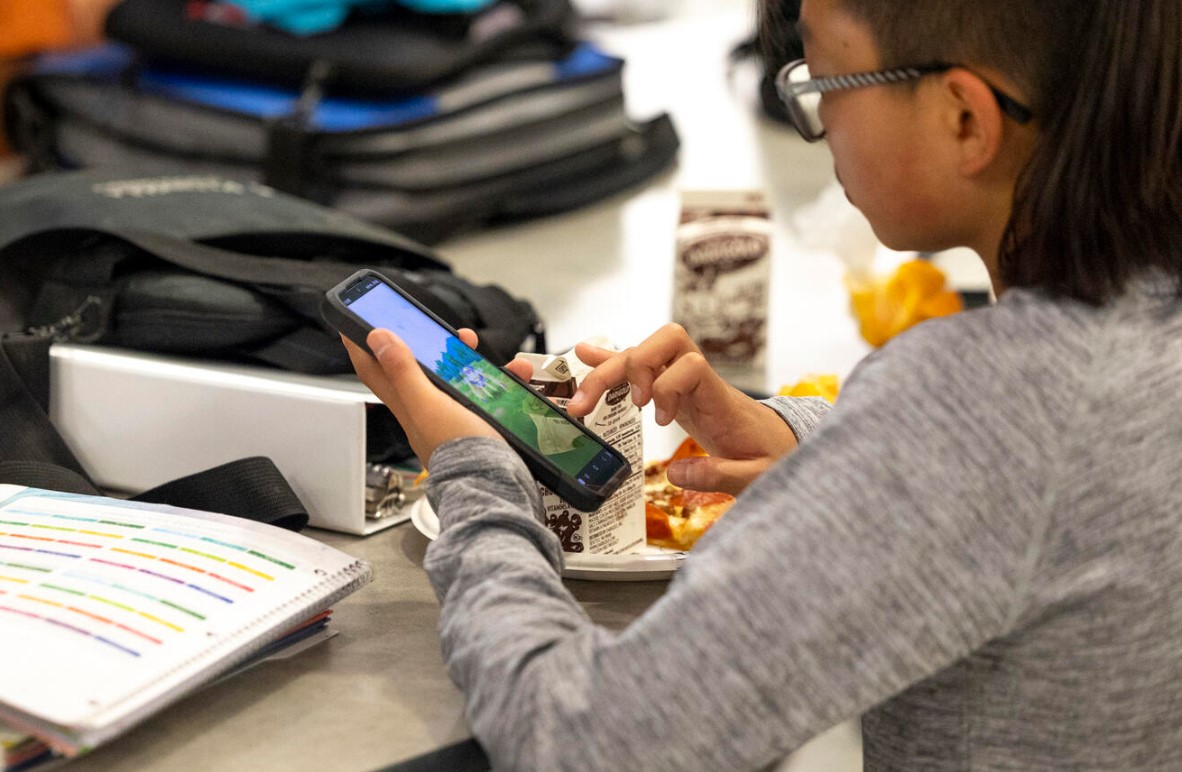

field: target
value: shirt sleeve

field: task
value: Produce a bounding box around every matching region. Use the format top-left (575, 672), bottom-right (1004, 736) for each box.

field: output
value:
top-left (761, 395), bottom-right (832, 443)
top-left (423, 312), bottom-right (1063, 772)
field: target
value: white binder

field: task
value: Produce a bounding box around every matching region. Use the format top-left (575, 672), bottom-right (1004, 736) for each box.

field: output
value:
top-left (48, 344), bottom-right (405, 535)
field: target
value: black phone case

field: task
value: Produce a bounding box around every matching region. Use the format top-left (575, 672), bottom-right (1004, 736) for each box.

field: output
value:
top-left (322, 269), bottom-right (630, 511)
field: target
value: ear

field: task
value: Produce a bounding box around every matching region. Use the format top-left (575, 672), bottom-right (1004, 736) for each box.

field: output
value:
top-left (938, 68), bottom-right (1006, 177)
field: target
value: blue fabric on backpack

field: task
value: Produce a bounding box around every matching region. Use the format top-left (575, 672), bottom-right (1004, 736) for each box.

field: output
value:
top-left (225, 0), bottom-right (496, 36)
top-left (389, 0), bottom-right (494, 13)
top-left (31, 42), bottom-right (620, 132)
top-left (103, 0), bottom-right (578, 95)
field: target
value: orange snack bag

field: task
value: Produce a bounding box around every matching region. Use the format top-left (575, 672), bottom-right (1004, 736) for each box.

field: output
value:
top-left (847, 259), bottom-right (963, 347)
top-left (779, 374), bottom-right (840, 404)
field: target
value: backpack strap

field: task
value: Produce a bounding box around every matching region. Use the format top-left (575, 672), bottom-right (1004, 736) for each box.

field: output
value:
top-left (0, 460), bottom-right (99, 496)
top-left (0, 333), bottom-right (93, 478)
top-left (421, 271), bottom-right (547, 359)
top-left (131, 457), bottom-right (309, 532)
top-left (100, 229), bottom-right (537, 363)
top-left (0, 332), bottom-right (310, 531)
top-left (116, 229), bottom-right (463, 326)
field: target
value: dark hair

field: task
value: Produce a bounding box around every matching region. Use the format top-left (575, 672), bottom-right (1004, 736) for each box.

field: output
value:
top-left (756, 0), bottom-right (802, 76)
top-left (761, 0), bottom-right (1182, 305)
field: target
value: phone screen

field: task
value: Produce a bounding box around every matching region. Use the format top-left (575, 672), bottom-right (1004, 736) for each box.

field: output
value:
top-left (339, 275), bottom-right (625, 493)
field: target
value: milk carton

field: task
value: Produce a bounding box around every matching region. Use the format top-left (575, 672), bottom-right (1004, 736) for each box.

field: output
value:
top-left (519, 342), bottom-right (645, 555)
top-left (674, 189), bottom-right (773, 392)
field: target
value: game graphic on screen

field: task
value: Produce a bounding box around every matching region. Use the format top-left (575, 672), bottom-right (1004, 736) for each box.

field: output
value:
top-left (343, 280), bottom-right (603, 478)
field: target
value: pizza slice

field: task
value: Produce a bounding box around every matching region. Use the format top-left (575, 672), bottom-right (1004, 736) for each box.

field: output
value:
top-left (643, 438), bottom-right (736, 551)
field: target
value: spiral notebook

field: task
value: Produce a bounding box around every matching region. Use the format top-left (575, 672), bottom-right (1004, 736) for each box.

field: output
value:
top-left (0, 485), bottom-right (373, 759)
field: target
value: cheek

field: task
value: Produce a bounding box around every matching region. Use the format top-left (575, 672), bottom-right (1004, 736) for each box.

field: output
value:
top-left (828, 128), bottom-right (944, 250)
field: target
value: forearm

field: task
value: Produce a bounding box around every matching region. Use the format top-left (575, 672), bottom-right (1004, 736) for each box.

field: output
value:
top-left (423, 440), bottom-right (816, 771)
top-left (423, 440), bottom-right (621, 769)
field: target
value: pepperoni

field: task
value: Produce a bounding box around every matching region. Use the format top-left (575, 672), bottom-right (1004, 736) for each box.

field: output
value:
top-left (677, 490), bottom-right (735, 509)
top-left (645, 502), bottom-right (674, 540)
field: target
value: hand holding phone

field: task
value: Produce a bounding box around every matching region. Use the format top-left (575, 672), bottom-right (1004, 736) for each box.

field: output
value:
top-left (323, 269), bottom-right (631, 511)
top-left (347, 326), bottom-right (507, 456)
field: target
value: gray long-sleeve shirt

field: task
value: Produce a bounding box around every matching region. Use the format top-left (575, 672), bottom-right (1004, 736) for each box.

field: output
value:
top-left (422, 279), bottom-right (1182, 770)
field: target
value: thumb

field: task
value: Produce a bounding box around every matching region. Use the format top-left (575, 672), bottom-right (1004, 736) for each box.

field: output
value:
top-left (667, 456), bottom-right (773, 497)
top-left (365, 329), bottom-right (438, 412)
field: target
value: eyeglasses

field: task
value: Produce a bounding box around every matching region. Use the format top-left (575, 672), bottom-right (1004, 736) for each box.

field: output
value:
top-left (774, 58), bottom-right (1034, 142)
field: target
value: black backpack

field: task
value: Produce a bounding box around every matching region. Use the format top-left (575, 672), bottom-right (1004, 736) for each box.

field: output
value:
top-left (0, 168), bottom-right (545, 376)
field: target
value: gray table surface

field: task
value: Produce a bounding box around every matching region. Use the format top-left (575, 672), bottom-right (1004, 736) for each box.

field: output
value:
top-left (66, 522), bottom-right (670, 772)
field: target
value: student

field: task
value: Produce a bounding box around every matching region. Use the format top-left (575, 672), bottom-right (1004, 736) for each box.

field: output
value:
top-left (344, 0), bottom-right (1182, 768)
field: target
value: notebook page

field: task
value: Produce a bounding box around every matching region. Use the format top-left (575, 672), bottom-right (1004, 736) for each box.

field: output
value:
top-left (0, 486), bottom-right (370, 746)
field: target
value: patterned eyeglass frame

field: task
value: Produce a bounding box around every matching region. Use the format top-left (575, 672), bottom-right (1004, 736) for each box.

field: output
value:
top-left (775, 58), bottom-right (1034, 142)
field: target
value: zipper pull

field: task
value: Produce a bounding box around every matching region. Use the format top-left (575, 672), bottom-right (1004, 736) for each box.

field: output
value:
top-left (20, 295), bottom-right (105, 342)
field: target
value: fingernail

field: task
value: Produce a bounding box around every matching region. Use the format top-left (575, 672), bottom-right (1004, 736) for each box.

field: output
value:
top-left (368, 329), bottom-right (394, 357)
top-left (668, 457), bottom-right (702, 488)
top-left (568, 390), bottom-right (585, 409)
top-left (654, 406), bottom-right (671, 425)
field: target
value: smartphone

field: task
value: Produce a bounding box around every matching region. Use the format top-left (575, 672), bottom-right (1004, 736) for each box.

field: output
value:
top-left (322, 269), bottom-right (632, 512)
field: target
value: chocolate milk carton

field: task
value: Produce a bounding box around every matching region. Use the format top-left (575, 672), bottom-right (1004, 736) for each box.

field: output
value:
top-left (674, 190), bottom-right (773, 391)
top-left (519, 341), bottom-right (645, 555)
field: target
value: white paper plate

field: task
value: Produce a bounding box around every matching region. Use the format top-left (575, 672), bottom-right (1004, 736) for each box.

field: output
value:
top-left (408, 498), bottom-right (685, 582)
